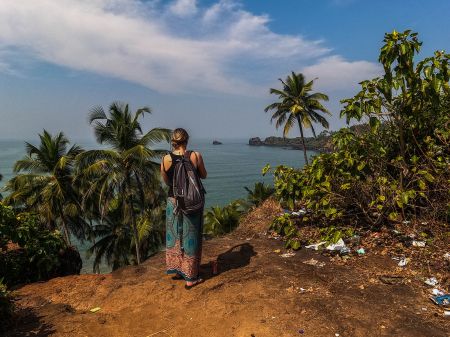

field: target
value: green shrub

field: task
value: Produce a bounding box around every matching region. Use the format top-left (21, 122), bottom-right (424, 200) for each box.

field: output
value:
top-left (244, 182), bottom-right (275, 207)
top-left (204, 200), bottom-right (247, 236)
top-left (0, 203), bottom-right (67, 285)
top-left (267, 30), bottom-right (450, 249)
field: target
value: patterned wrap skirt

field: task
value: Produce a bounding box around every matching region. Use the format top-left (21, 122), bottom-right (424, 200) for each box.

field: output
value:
top-left (165, 198), bottom-right (203, 281)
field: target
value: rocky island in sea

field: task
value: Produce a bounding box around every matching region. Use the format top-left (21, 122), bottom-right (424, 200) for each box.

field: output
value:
top-left (212, 140), bottom-right (222, 145)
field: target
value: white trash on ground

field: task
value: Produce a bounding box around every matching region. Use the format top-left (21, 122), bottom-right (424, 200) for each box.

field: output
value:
top-left (398, 257), bottom-right (410, 267)
top-left (424, 277), bottom-right (439, 287)
top-left (412, 240), bottom-right (426, 247)
top-left (432, 289), bottom-right (445, 296)
top-left (326, 238), bottom-right (346, 251)
top-left (305, 241), bottom-right (327, 250)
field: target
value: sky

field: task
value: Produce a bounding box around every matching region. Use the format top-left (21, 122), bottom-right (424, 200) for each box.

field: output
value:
top-left (0, 0), bottom-right (449, 141)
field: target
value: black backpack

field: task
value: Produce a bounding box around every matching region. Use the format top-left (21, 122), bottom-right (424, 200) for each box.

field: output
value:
top-left (172, 151), bottom-right (206, 215)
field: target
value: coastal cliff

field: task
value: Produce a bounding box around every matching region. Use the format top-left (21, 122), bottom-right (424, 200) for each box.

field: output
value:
top-left (249, 134), bottom-right (332, 152)
top-left (249, 125), bottom-right (370, 152)
top-left (5, 199), bottom-right (449, 337)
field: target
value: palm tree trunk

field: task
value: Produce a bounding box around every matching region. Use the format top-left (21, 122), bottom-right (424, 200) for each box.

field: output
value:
top-left (126, 173), bottom-right (141, 265)
top-left (296, 116), bottom-right (309, 166)
top-left (59, 211), bottom-right (72, 246)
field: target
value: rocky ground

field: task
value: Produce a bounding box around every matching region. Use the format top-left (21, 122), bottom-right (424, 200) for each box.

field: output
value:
top-left (4, 200), bottom-right (450, 337)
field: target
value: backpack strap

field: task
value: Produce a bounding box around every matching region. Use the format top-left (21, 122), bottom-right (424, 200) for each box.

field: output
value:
top-left (184, 150), bottom-right (192, 160)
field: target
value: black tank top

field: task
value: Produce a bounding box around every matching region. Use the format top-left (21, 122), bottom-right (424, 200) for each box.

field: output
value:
top-left (165, 153), bottom-right (181, 197)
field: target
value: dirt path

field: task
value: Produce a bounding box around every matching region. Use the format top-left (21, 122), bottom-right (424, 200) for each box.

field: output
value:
top-left (5, 202), bottom-right (450, 337)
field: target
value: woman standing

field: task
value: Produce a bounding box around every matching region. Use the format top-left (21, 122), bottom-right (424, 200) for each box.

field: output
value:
top-left (160, 128), bottom-right (207, 289)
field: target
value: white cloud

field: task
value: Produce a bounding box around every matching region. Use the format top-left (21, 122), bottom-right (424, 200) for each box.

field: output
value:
top-left (302, 55), bottom-right (381, 91)
top-left (0, 0), bottom-right (378, 96)
top-left (169, 0), bottom-right (198, 17)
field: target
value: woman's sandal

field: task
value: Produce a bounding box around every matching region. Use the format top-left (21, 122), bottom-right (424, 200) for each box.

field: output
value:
top-left (184, 278), bottom-right (204, 290)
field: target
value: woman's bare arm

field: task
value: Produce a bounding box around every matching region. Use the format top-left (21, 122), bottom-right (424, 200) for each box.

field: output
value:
top-left (160, 155), bottom-right (170, 185)
top-left (191, 151), bottom-right (207, 179)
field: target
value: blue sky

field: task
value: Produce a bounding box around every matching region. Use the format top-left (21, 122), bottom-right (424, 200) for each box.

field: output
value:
top-left (0, 0), bottom-right (449, 141)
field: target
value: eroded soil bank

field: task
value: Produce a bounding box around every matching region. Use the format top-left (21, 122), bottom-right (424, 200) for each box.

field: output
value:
top-left (5, 201), bottom-right (450, 337)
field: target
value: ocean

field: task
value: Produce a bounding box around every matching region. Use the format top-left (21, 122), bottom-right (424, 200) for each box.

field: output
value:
top-left (0, 138), bottom-right (312, 273)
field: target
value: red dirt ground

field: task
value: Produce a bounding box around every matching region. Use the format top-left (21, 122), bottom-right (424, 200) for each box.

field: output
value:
top-left (4, 200), bottom-right (450, 337)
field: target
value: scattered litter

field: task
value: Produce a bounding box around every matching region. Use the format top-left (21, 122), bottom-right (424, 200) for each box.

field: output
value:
top-left (421, 307), bottom-right (428, 311)
top-left (335, 334), bottom-right (340, 337)
top-left (398, 257), bottom-right (409, 267)
top-left (424, 277), bottom-right (438, 287)
top-left (291, 209), bottom-right (307, 216)
top-left (412, 240), bottom-right (426, 247)
top-left (356, 248), bottom-right (366, 255)
top-left (298, 287), bottom-right (313, 293)
top-left (90, 307), bottom-right (101, 313)
top-left (326, 238), bottom-right (346, 251)
top-left (402, 220), bottom-right (411, 224)
top-left (432, 289), bottom-right (445, 296)
top-left (273, 249), bottom-right (281, 253)
top-left (379, 275), bottom-right (405, 285)
top-left (298, 329), bottom-right (305, 334)
top-left (339, 247), bottom-right (351, 256)
top-left (305, 241), bottom-right (327, 250)
top-left (444, 253), bottom-right (450, 261)
top-left (280, 252), bottom-right (296, 258)
top-left (431, 294), bottom-right (450, 307)
top-left (303, 258), bottom-right (326, 268)
top-left (444, 310), bottom-right (450, 317)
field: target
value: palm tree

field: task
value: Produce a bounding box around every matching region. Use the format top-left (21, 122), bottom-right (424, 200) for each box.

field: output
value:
top-left (4, 131), bottom-right (85, 245)
top-left (244, 182), bottom-right (275, 207)
top-left (265, 72), bottom-right (331, 165)
top-left (87, 203), bottom-right (131, 272)
top-left (204, 201), bottom-right (245, 235)
top-left (76, 101), bottom-right (170, 265)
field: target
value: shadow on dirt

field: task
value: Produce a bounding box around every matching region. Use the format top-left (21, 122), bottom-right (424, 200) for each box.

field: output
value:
top-left (3, 307), bottom-right (55, 337)
top-left (201, 243), bottom-right (256, 281)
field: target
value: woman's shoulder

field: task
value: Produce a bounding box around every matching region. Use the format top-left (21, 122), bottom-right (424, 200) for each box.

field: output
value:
top-left (189, 150), bottom-right (202, 156)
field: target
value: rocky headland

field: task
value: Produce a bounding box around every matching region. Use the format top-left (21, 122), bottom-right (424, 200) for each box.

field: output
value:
top-left (249, 125), bottom-right (370, 152)
top-left (249, 134), bottom-right (332, 152)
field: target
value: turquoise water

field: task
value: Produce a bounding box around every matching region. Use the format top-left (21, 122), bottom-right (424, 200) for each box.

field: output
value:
top-left (0, 139), bottom-right (313, 273)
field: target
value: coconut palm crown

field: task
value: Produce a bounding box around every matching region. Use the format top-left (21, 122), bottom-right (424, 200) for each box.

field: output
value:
top-left (76, 101), bottom-right (170, 265)
top-left (4, 130), bottom-right (84, 245)
top-left (265, 72), bottom-right (331, 165)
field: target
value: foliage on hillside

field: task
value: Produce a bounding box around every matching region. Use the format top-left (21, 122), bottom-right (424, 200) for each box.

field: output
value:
top-left (267, 30), bottom-right (450, 249)
top-left (204, 182), bottom-right (274, 236)
top-left (1, 102), bottom-right (170, 274)
top-left (0, 203), bottom-right (74, 285)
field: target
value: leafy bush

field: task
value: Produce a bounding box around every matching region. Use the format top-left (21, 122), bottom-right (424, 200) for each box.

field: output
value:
top-left (244, 182), bottom-right (275, 207)
top-left (268, 30), bottom-right (450, 249)
top-left (0, 203), bottom-right (69, 285)
top-left (204, 200), bottom-right (247, 236)
top-left (204, 183), bottom-right (274, 236)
